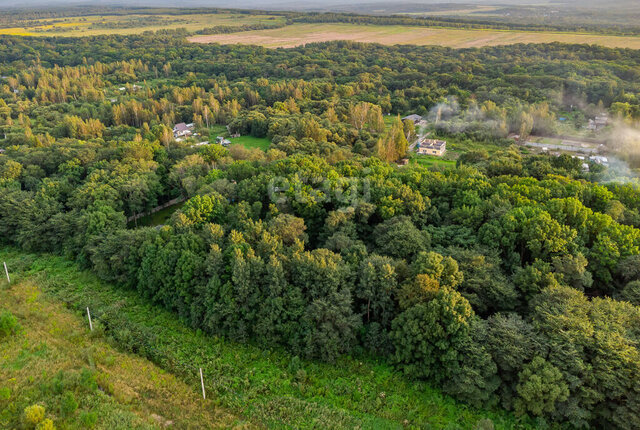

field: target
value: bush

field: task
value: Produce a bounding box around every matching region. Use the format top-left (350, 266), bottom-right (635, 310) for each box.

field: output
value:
top-left (78, 368), bottom-right (98, 392)
top-left (60, 391), bottom-right (78, 416)
top-left (80, 411), bottom-right (98, 428)
top-left (0, 386), bottom-right (10, 400)
top-left (24, 404), bottom-right (45, 426)
top-left (475, 418), bottom-right (495, 430)
top-left (0, 310), bottom-right (19, 338)
top-left (36, 418), bottom-right (56, 430)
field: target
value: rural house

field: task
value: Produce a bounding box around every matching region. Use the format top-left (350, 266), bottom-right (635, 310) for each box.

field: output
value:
top-left (173, 122), bottom-right (194, 138)
top-left (402, 114), bottom-right (423, 125)
top-left (587, 114), bottom-right (609, 131)
top-left (417, 139), bottom-right (446, 156)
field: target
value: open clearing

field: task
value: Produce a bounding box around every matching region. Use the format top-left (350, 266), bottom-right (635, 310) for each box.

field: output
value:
top-left (188, 23), bottom-right (640, 49)
top-left (0, 13), bottom-right (284, 37)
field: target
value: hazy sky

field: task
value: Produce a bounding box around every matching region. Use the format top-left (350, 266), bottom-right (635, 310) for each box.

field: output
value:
top-left (0, 0), bottom-right (560, 7)
top-left (0, 0), bottom-right (633, 12)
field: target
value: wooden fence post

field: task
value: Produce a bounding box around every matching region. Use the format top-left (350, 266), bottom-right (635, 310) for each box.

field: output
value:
top-left (3, 262), bottom-right (9, 284)
top-left (86, 307), bottom-right (93, 331)
top-left (200, 368), bottom-right (206, 400)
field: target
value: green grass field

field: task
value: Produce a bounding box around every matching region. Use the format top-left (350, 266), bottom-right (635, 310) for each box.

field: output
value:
top-left (229, 135), bottom-right (271, 151)
top-left (0, 247), bottom-right (534, 429)
top-left (207, 126), bottom-right (270, 151)
top-left (411, 155), bottom-right (457, 169)
top-left (0, 258), bottom-right (240, 429)
top-left (0, 13), bottom-right (285, 37)
top-left (189, 22), bottom-right (640, 49)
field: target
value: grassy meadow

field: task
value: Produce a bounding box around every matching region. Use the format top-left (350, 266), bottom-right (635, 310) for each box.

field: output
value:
top-left (229, 135), bottom-right (271, 151)
top-left (0, 13), bottom-right (284, 37)
top-left (208, 125), bottom-right (271, 151)
top-left (188, 23), bottom-right (640, 49)
top-left (0, 248), bottom-right (534, 429)
top-left (0, 259), bottom-right (242, 429)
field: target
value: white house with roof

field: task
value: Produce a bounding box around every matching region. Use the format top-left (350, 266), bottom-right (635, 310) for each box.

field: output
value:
top-left (173, 122), bottom-right (194, 138)
top-left (417, 138), bottom-right (446, 156)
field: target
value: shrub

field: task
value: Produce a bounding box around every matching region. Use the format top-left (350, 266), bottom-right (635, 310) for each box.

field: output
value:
top-left (0, 386), bottom-right (10, 400)
top-left (475, 418), bottom-right (495, 430)
top-left (36, 418), bottom-right (56, 430)
top-left (0, 310), bottom-right (19, 338)
top-left (60, 391), bottom-right (78, 416)
top-left (24, 404), bottom-right (46, 426)
top-left (78, 368), bottom-right (98, 392)
top-left (79, 411), bottom-right (98, 428)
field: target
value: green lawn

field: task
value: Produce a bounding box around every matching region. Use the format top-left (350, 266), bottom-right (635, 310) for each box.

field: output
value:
top-left (207, 126), bottom-right (271, 151)
top-left (411, 155), bottom-right (456, 169)
top-left (0, 248), bottom-right (534, 430)
top-left (207, 125), bottom-right (228, 138)
top-left (229, 135), bottom-right (271, 151)
top-left (384, 114), bottom-right (398, 129)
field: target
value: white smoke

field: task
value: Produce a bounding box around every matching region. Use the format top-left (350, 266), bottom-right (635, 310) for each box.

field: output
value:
top-left (426, 97), bottom-right (507, 137)
top-left (607, 122), bottom-right (640, 156)
top-left (427, 97), bottom-right (460, 124)
top-left (594, 121), bottom-right (640, 182)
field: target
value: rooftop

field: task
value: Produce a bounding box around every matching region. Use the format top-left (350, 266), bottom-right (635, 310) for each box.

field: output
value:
top-left (402, 114), bottom-right (423, 122)
top-left (420, 139), bottom-right (446, 149)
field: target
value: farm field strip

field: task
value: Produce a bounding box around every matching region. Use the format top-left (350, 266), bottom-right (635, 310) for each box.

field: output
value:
top-left (0, 13), bottom-right (284, 37)
top-left (188, 23), bottom-right (640, 49)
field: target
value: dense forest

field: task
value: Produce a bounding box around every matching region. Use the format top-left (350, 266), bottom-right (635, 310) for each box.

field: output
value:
top-left (1, 31), bottom-right (640, 429)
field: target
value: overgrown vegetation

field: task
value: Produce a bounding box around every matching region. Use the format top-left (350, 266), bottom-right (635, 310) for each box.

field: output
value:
top-left (1, 248), bottom-right (528, 429)
top-left (0, 261), bottom-right (242, 429)
top-left (1, 22), bottom-right (640, 430)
